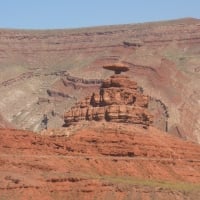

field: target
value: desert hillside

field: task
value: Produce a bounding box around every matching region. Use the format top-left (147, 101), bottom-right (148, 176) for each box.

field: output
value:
top-left (0, 29), bottom-right (200, 199)
top-left (1, 124), bottom-right (200, 200)
top-left (0, 17), bottom-right (200, 142)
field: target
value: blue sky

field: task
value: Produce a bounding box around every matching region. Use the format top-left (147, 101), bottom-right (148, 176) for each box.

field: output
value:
top-left (0, 0), bottom-right (200, 29)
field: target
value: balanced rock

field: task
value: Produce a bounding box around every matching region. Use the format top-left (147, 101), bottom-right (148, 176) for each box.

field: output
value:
top-left (103, 63), bottom-right (129, 74)
top-left (64, 64), bottom-right (153, 128)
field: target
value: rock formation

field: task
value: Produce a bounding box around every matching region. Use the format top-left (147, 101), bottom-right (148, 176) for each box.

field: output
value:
top-left (64, 64), bottom-right (153, 128)
top-left (103, 63), bottom-right (129, 74)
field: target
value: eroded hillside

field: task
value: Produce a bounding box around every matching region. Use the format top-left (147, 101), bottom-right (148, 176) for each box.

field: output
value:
top-left (1, 125), bottom-right (200, 200)
top-left (0, 18), bottom-right (200, 142)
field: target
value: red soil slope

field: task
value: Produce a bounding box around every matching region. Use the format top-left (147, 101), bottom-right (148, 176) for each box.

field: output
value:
top-left (0, 125), bottom-right (200, 199)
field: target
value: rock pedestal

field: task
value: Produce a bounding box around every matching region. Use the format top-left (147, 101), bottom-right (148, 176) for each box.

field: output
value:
top-left (64, 64), bottom-right (153, 128)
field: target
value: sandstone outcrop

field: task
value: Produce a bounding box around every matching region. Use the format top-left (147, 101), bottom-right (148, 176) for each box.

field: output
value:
top-left (64, 65), bottom-right (153, 128)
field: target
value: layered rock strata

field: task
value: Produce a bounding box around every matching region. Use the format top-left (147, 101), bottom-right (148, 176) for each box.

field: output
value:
top-left (1, 125), bottom-right (200, 199)
top-left (64, 65), bottom-right (153, 128)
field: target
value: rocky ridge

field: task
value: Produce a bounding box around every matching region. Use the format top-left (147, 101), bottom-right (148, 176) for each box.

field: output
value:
top-left (64, 64), bottom-right (153, 128)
